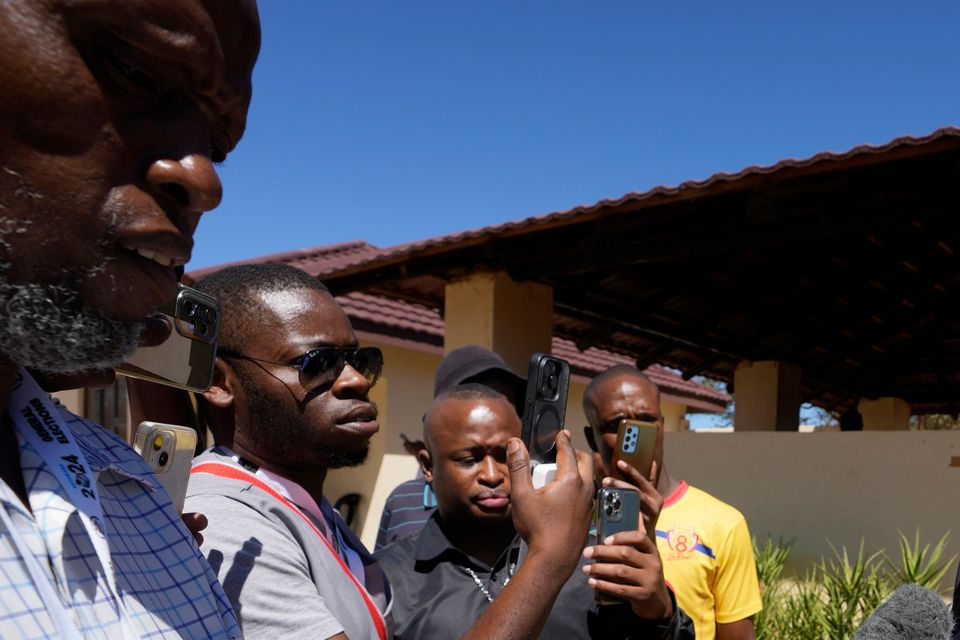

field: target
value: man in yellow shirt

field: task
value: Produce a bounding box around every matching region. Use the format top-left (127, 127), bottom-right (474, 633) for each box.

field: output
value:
top-left (583, 365), bottom-right (762, 640)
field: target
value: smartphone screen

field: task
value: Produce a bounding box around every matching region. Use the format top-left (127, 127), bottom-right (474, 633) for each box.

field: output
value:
top-left (116, 285), bottom-right (220, 392)
top-left (612, 419), bottom-right (659, 481)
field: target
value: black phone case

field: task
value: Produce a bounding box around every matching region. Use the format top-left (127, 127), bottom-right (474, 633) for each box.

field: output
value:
top-left (520, 353), bottom-right (570, 465)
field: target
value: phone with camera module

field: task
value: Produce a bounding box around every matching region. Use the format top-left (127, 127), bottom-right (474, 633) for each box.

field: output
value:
top-left (594, 486), bottom-right (641, 604)
top-left (521, 353), bottom-right (570, 467)
top-left (612, 419), bottom-right (660, 482)
top-left (116, 284), bottom-right (220, 392)
top-left (134, 421), bottom-right (197, 514)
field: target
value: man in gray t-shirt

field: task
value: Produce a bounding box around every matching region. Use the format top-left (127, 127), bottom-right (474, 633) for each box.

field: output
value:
top-left (186, 264), bottom-right (391, 640)
top-left (187, 263), bottom-right (601, 640)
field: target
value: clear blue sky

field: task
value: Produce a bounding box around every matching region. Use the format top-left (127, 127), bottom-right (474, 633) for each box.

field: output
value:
top-left (191, 0), bottom-right (960, 269)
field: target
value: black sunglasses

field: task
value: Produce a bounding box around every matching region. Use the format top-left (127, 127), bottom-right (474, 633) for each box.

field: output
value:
top-left (218, 345), bottom-right (384, 391)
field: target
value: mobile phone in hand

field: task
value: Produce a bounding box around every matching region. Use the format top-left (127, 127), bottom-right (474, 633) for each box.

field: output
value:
top-left (521, 353), bottom-right (570, 466)
top-left (594, 486), bottom-right (641, 605)
top-left (116, 284), bottom-right (220, 392)
top-left (133, 421), bottom-right (197, 514)
top-left (612, 419), bottom-right (659, 482)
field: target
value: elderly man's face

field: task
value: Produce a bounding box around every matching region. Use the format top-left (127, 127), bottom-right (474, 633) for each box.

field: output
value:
top-left (0, 0), bottom-right (259, 372)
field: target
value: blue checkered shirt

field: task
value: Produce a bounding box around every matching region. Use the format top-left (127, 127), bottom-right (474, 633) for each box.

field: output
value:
top-left (0, 405), bottom-right (241, 639)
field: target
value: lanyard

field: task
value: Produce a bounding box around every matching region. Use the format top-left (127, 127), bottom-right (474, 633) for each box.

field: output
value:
top-left (192, 461), bottom-right (388, 640)
top-left (5, 368), bottom-right (137, 639)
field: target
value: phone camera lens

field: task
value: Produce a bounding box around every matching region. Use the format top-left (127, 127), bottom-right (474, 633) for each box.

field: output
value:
top-left (613, 499), bottom-right (621, 509)
top-left (158, 451), bottom-right (169, 467)
top-left (183, 300), bottom-right (197, 317)
top-left (196, 323), bottom-right (209, 337)
top-left (605, 505), bottom-right (614, 516)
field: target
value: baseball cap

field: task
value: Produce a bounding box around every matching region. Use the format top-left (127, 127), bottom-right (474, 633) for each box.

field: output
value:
top-left (433, 345), bottom-right (526, 408)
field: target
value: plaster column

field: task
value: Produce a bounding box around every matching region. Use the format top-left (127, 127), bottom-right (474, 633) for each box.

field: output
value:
top-left (661, 399), bottom-right (688, 432)
top-left (858, 397), bottom-right (910, 430)
top-left (733, 360), bottom-right (802, 431)
top-left (444, 271), bottom-right (553, 375)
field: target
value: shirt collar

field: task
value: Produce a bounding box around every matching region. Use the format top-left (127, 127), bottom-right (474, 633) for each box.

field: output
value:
top-left (414, 512), bottom-right (520, 571)
top-left (256, 465), bottom-right (326, 524)
top-left (209, 445), bottom-right (327, 524)
top-left (69, 413), bottom-right (160, 491)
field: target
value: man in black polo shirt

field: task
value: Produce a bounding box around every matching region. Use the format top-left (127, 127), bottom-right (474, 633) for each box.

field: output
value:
top-left (375, 384), bottom-right (694, 639)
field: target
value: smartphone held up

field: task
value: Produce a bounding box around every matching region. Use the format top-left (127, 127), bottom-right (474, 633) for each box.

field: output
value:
top-left (521, 353), bottom-right (570, 488)
top-left (613, 419), bottom-right (660, 482)
top-left (115, 284), bottom-right (221, 392)
top-left (594, 486), bottom-right (641, 605)
top-left (133, 421), bottom-right (197, 513)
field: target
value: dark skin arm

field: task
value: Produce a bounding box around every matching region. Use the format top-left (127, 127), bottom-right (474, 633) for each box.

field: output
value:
top-left (325, 431), bottom-right (596, 640)
top-left (717, 619), bottom-right (756, 640)
top-left (461, 430), bottom-right (596, 640)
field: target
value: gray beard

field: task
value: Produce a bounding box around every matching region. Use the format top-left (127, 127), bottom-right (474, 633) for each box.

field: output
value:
top-left (0, 281), bottom-right (142, 375)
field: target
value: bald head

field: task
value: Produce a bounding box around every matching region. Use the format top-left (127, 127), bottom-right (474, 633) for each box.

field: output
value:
top-left (423, 383), bottom-right (517, 452)
top-left (583, 365), bottom-right (659, 424)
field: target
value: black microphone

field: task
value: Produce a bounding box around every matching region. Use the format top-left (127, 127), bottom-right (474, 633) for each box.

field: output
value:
top-left (853, 583), bottom-right (952, 640)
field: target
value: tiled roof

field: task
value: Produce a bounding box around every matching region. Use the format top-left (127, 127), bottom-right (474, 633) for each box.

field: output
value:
top-left (333, 291), bottom-right (729, 409)
top-left (189, 241), bottom-right (383, 281)
top-left (234, 127), bottom-right (960, 278)
top-left (189, 260), bottom-right (728, 407)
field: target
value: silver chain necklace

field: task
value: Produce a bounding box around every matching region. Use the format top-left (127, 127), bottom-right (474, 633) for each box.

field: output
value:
top-left (463, 563), bottom-right (515, 603)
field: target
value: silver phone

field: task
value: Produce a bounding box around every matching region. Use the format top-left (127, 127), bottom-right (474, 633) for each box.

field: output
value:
top-left (116, 284), bottom-right (220, 392)
top-left (133, 421), bottom-right (198, 514)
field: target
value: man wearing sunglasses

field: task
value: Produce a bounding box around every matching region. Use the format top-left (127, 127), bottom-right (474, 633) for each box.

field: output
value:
top-left (184, 264), bottom-right (600, 640)
top-left (184, 264), bottom-right (391, 640)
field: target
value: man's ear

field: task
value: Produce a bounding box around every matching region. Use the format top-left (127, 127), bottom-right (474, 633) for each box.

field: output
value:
top-left (417, 447), bottom-right (434, 483)
top-left (203, 359), bottom-right (236, 409)
top-left (583, 425), bottom-right (599, 453)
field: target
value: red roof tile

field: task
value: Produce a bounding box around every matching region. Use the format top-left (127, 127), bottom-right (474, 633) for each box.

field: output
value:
top-left (238, 128), bottom-right (960, 278)
top-left (334, 291), bottom-right (729, 409)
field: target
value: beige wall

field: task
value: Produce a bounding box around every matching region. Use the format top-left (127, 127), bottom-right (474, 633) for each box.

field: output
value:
top-left (664, 430), bottom-right (960, 589)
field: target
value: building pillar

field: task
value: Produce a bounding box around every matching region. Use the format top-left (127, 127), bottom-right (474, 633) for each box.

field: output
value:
top-left (444, 271), bottom-right (553, 374)
top-left (858, 397), bottom-right (910, 430)
top-left (733, 360), bottom-right (802, 431)
top-left (661, 399), bottom-right (688, 432)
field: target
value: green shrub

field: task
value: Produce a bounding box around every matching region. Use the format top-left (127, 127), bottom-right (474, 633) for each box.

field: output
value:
top-left (751, 531), bottom-right (954, 640)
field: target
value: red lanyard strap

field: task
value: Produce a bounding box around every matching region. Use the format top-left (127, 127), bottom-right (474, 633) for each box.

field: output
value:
top-left (192, 462), bottom-right (387, 640)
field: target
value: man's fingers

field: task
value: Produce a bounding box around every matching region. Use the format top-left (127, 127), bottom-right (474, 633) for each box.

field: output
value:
top-left (181, 512), bottom-right (209, 532)
top-left (574, 448), bottom-right (594, 488)
top-left (507, 438), bottom-right (534, 500)
top-left (552, 429), bottom-right (578, 480)
top-left (181, 511), bottom-right (208, 547)
top-left (614, 459), bottom-right (655, 492)
top-left (583, 561), bottom-right (647, 585)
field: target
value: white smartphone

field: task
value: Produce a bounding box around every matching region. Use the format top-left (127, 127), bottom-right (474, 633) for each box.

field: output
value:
top-left (134, 421), bottom-right (198, 513)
